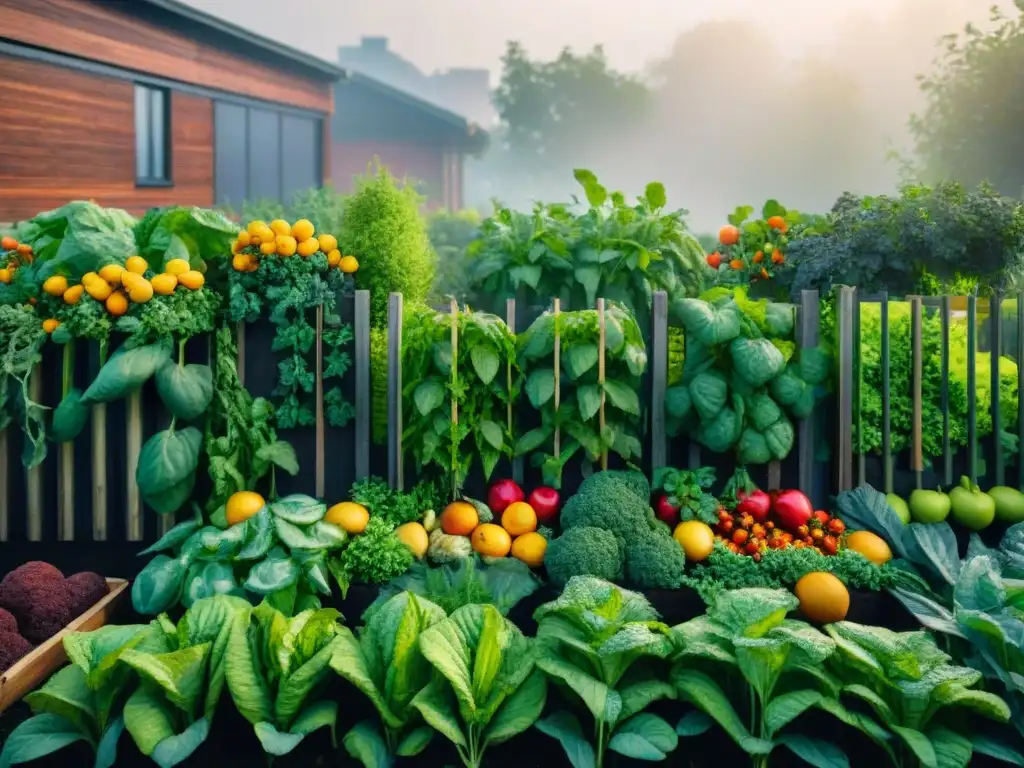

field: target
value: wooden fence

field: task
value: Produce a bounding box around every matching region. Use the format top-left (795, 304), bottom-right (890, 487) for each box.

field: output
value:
top-left (1, 286), bottom-right (1021, 545)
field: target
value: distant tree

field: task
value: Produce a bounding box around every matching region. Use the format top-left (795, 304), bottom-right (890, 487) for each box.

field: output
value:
top-left (912, 3), bottom-right (1024, 194)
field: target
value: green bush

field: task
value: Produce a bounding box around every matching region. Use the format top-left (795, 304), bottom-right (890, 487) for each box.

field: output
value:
top-left (238, 184), bottom-right (348, 237)
top-left (428, 209), bottom-right (482, 305)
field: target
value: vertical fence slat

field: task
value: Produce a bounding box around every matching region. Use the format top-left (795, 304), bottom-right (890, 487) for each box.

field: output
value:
top-left (597, 299), bottom-right (608, 471)
top-left (387, 292), bottom-right (404, 491)
top-left (880, 292), bottom-right (893, 494)
top-left (798, 290), bottom-right (819, 504)
top-left (92, 340), bottom-right (109, 541)
top-left (553, 299), bottom-right (561, 461)
top-left (911, 296), bottom-right (924, 489)
top-left (0, 428), bottom-right (8, 541)
top-left (854, 294), bottom-right (865, 487)
top-left (649, 291), bottom-right (668, 479)
top-left (991, 291), bottom-right (1004, 486)
top-left (58, 344), bottom-right (75, 540)
top-left (450, 299), bottom-right (460, 496)
top-left (507, 298), bottom-right (523, 486)
top-left (967, 294), bottom-right (978, 485)
top-left (836, 287), bottom-right (856, 491)
top-left (354, 290), bottom-right (370, 483)
top-left (126, 389), bottom-right (143, 541)
top-left (1018, 295), bottom-right (1024, 490)
top-left (314, 305), bottom-right (325, 499)
top-left (941, 296), bottom-right (952, 486)
top-left (26, 363), bottom-right (43, 541)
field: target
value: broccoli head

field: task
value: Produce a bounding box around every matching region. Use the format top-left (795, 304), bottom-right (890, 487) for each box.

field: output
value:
top-left (545, 526), bottom-right (624, 587)
top-left (560, 472), bottom-right (652, 542)
top-left (0, 561), bottom-right (71, 643)
top-left (623, 530), bottom-right (687, 590)
top-left (0, 630), bottom-right (32, 673)
top-left (601, 470), bottom-right (651, 502)
top-left (0, 606), bottom-right (17, 634)
top-left (66, 572), bottom-right (108, 618)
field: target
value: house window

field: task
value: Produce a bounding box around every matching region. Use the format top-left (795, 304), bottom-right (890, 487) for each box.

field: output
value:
top-left (135, 84), bottom-right (170, 185)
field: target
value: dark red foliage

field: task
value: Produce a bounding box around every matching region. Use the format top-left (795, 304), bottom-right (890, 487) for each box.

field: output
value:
top-left (0, 606), bottom-right (17, 634)
top-left (66, 572), bottom-right (108, 618)
top-left (0, 561), bottom-right (71, 644)
top-left (0, 630), bottom-right (32, 673)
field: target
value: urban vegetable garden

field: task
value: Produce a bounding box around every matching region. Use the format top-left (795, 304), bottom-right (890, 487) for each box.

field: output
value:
top-left (1, 169), bottom-right (1024, 768)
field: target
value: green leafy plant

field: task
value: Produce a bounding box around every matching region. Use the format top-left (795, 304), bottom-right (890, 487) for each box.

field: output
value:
top-left (428, 209), bottom-right (483, 306)
top-left (349, 476), bottom-right (445, 528)
top-left (652, 466), bottom-right (719, 524)
top-left (516, 304), bottom-right (647, 488)
top-left (332, 592), bottom-right (448, 766)
top-left (403, 307), bottom-right (519, 495)
top-left (0, 304), bottom-right (47, 467)
top-left (708, 200), bottom-right (816, 289)
top-left (225, 600), bottom-right (346, 756)
top-left (409, 603), bottom-right (547, 768)
top-left (533, 577), bottom-right (679, 767)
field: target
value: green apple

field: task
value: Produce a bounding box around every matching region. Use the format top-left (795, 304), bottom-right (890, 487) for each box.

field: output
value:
top-left (949, 477), bottom-right (995, 531)
top-left (988, 486), bottom-right (1024, 523)
top-left (909, 489), bottom-right (951, 524)
top-left (886, 493), bottom-right (911, 525)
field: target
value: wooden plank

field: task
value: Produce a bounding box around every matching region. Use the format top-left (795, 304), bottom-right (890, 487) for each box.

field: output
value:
top-left (553, 299), bottom-right (561, 461)
top-left (941, 296), bottom-right (952, 485)
top-left (91, 342), bottom-right (108, 542)
top-left (836, 287), bottom-right (855, 491)
top-left (26, 363), bottom-right (43, 542)
top-left (649, 291), bottom-right (668, 478)
top-left (798, 290), bottom-right (819, 502)
top-left (507, 298), bottom-right (523, 485)
top-left (967, 294), bottom-right (978, 484)
top-left (353, 290), bottom-right (370, 482)
top-left (314, 305), bottom-right (325, 498)
top-left (597, 298), bottom-right (608, 471)
top-left (991, 292), bottom-right (1004, 486)
top-left (387, 292), bottom-right (404, 491)
top-left (125, 389), bottom-right (143, 541)
top-left (57, 343), bottom-right (74, 541)
top-left (880, 292), bottom-right (892, 494)
top-left (0, 428), bottom-right (8, 541)
top-left (910, 296), bottom-right (924, 488)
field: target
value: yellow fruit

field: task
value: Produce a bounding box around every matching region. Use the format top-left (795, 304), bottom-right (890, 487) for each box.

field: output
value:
top-left (236, 231), bottom-right (251, 247)
top-left (232, 254), bottom-right (253, 272)
top-left (325, 501), bottom-right (370, 534)
top-left (63, 285), bottom-right (85, 305)
top-left (395, 522), bottom-right (429, 558)
top-left (845, 531), bottom-right (893, 565)
top-left (151, 273), bottom-right (177, 295)
top-left (105, 292), bottom-right (128, 316)
top-left (794, 572), bottom-right (850, 624)
top-left (511, 531), bottom-right (547, 567)
top-left (340, 256), bottom-right (359, 274)
top-left (502, 501), bottom-right (537, 536)
top-left (125, 256), bottom-right (148, 274)
top-left (231, 241), bottom-right (242, 255)
top-left (82, 271), bottom-right (100, 285)
top-left (297, 237), bottom-right (320, 257)
top-left (0, 268), bottom-right (12, 284)
top-left (327, 249), bottom-right (341, 267)
top-left (441, 501), bottom-right (479, 536)
top-left (255, 226), bottom-right (275, 244)
top-left (249, 235), bottom-right (261, 246)
top-left (226, 491), bottom-right (266, 526)
top-left (260, 241), bottom-right (277, 256)
top-left (318, 233), bottom-right (338, 252)
top-left (247, 258), bottom-right (260, 273)
top-left (246, 220), bottom-right (268, 237)
top-left (674, 520), bottom-right (715, 562)
top-left (42, 318), bottom-right (60, 333)
top-left (85, 279), bottom-right (112, 301)
top-left (120, 271), bottom-right (146, 291)
top-left (98, 264), bottom-right (124, 285)
top-left (292, 219), bottom-right (315, 242)
top-left (471, 523), bottom-right (512, 558)
top-left (42, 275), bottom-right (68, 297)
top-left (165, 259), bottom-right (190, 276)
top-left (276, 235), bottom-right (298, 257)
top-left (128, 280), bottom-right (154, 303)
top-left (178, 270), bottom-right (205, 290)
top-left (270, 219), bottom-right (292, 237)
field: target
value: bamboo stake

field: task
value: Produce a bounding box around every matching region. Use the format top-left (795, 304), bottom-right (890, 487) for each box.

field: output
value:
top-left (597, 299), bottom-right (608, 471)
top-left (911, 296), bottom-right (924, 489)
top-left (126, 388), bottom-right (143, 541)
top-left (553, 299), bottom-right (561, 462)
top-left (92, 341), bottom-right (108, 541)
top-left (26, 363), bottom-right (43, 541)
top-left (450, 299), bottom-right (459, 498)
top-left (58, 343), bottom-right (75, 541)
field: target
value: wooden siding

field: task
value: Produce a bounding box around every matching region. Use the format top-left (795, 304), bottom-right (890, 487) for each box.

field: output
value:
top-left (332, 140), bottom-right (452, 209)
top-left (0, 55), bottom-right (214, 221)
top-left (0, 0), bottom-right (332, 113)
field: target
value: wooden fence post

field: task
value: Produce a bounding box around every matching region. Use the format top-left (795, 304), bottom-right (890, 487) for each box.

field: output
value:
top-left (649, 292), bottom-right (668, 479)
top-left (26, 363), bottom-right (43, 541)
top-left (967, 294), bottom-right (979, 485)
top-left (126, 389), bottom-right (143, 541)
top-left (940, 296), bottom-right (952, 486)
top-left (387, 292), bottom-right (404, 491)
top-left (354, 290), bottom-right (371, 483)
top-left (798, 290), bottom-right (819, 504)
top-left (990, 291), bottom-right (1004, 487)
top-left (58, 343), bottom-right (75, 541)
top-left (910, 296), bottom-right (924, 490)
top-left (92, 342), bottom-right (108, 541)
top-left (879, 293), bottom-right (892, 494)
top-left (854, 294), bottom-right (865, 487)
top-left (836, 287), bottom-right (856, 492)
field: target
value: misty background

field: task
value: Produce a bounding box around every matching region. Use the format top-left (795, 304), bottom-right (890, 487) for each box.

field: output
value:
top-left (188, 0), bottom-right (1015, 229)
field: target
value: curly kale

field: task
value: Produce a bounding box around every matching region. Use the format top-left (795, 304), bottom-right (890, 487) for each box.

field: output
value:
top-left (349, 476), bottom-right (438, 527)
top-left (623, 530), bottom-right (687, 590)
top-left (340, 517), bottom-right (414, 585)
top-left (545, 526), bottom-right (624, 587)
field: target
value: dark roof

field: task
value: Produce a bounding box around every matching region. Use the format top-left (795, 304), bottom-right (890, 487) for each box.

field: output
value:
top-left (133, 0), bottom-right (345, 81)
top-left (347, 71), bottom-right (487, 138)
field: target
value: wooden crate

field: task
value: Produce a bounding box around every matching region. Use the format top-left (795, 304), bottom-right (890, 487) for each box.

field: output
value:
top-left (0, 577), bottom-right (128, 712)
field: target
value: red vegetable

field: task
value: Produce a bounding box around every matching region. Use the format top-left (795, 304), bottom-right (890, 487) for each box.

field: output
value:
top-left (487, 479), bottom-right (525, 514)
top-left (528, 486), bottom-right (561, 522)
top-left (821, 535), bottom-right (839, 555)
top-left (812, 510), bottom-right (830, 525)
top-left (773, 489), bottom-right (814, 531)
top-left (652, 493), bottom-right (681, 527)
top-left (736, 489), bottom-right (771, 522)
top-left (828, 518), bottom-right (846, 535)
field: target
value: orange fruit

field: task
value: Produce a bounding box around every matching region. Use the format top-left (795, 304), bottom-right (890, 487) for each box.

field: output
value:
top-left (0, 268), bottom-right (12, 284)
top-left (276, 235), bottom-right (297, 257)
top-left (125, 256), bottom-right (148, 274)
top-left (845, 531), bottom-right (892, 565)
top-left (767, 215), bottom-right (787, 232)
top-left (120, 271), bottom-right (146, 291)
top-left (753, 251), bottom-right (764, 264)
top-left (501, 501), bottom-right (537, 536)
top-left (226, 491), bottom-right (266, 526)
top-left (269, 219), bottom-right (292, 237)
top-left (471, 524), bottom-right (512, 558)
top-left (246, 220), bottom-right (268, 237)
top-left (396, 522), bottom-right (429, 558)
top-left (128, 279), bottom-right (154, 303)
top-left (318, 233), bottom-right (338, 252)
top-left (340, 255), bottom-right (359, 273)
top-left (42, 318), bottom-right (60, 333)
top-left (260, 241), bottom-right (277, 256)
top-left (297, 237), bottom-right (320, 257)
top-left (292, 219), bottom-right (315, 242)
top-left (441, 501), bottom-right (479, 535)
top-left (327, 249), bottom-right (342, 267)
top-left (42, 275), bottom-right (68, 297)
top-left (325, 501), bottom-right (369, 534)
top-left (719, 224), bottom-right (740, 246)
top-left (1, 236), bottom-right (17, 251)
top-left (85, 279), bottom-right (112, 301)
top-left (674, 520), bottom-right (715, 561)
top-left (232, 254), bottom-right (253, 272)
top-left (151, 273), bottom-right (177, 295)
top-left (729, 259), bottom-right (744, 270)
top-left (794, 572), bottom-right (850, 624)
top-left (98, 264), bottom-right (124, 285)
top-left (510, 531), bottom-right (547, 567)
top-left (178, 270), bottom-right (205, 290)
top-left (105, 291), bottom-right (128, 316)
top-left (16, 243), bottom-right (32, 256)
top-left (772, 251), bottom-right (785, 264)
top-left (164, 259), bottom-right (190, 276)
top-left (63, 285), bottom-right (85, 304)
top-left (236, 231), bottom-right (251, 247)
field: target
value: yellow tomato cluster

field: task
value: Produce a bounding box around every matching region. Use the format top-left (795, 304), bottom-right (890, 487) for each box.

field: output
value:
top-left (0, 235), bottom-right (33, 284)
top-left (231, 219), bottom-right (359, 274)
top-left (38, 256), bottom-right (205, 332)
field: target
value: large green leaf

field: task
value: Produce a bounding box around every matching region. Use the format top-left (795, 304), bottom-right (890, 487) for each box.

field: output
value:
top-left (273, 634), bottom-right (344, 728)
top-left (763, 690), bottom-right (822, 736)
top-left (409, 678), bottom-right (467, 749)
top-left (603, 380), bottom-right (640, 416)
top-left (608, 713), bottom-right (678, 760)
top-left (483, 669), bottom-right (547, 746)
top-left (525, 369), bottom-right (555, 408)
top-left (255, 701), bottom-right (338, 757)
top-left (123, 685), bottom-right (177, 757)
top-left (175, 595), bottom-right (248, 721)
top-left (50, 389), bottom-right (89, 443)
top-left (81, 343), bottom-right (170, 404)
top-left (94, 717), bottom-right (125, 768)
top-left (470, 344), bottom-right (500, 385)
top-left (132, 556), bottom-right (188, 616)
top-left (270, 494), bottom-right (326, 525)
top-left (136, 427), bottom-right (203, 515)
top-left (926, 725), bottom-right (972, 768)
top-left (535, 711), bottom-right (596, 768)
top-left (155, 361), bottom-right (213, 421)
top-left (23, 665), bottom-right (96, 741)
top-left (617, 679), bottom-right (676, 725)
top-left (536, 652), bottom-right (621, 724)
top-left (777, 734), bottom-right (850, 768)
top-left (120, 644), bottom-right (211, 715)
top-left (343, 721), bottom-right (392, 768)
top-left (891, 725), bottom-right (938, 768)
top-left (150, 717), bottom-right (210, 768)
top-left (0, 713), bottom-right (88, 768)
top-left (224, 603), bottom-right (274, 726)
top-left (671, 668), bottom-right (773, 756)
